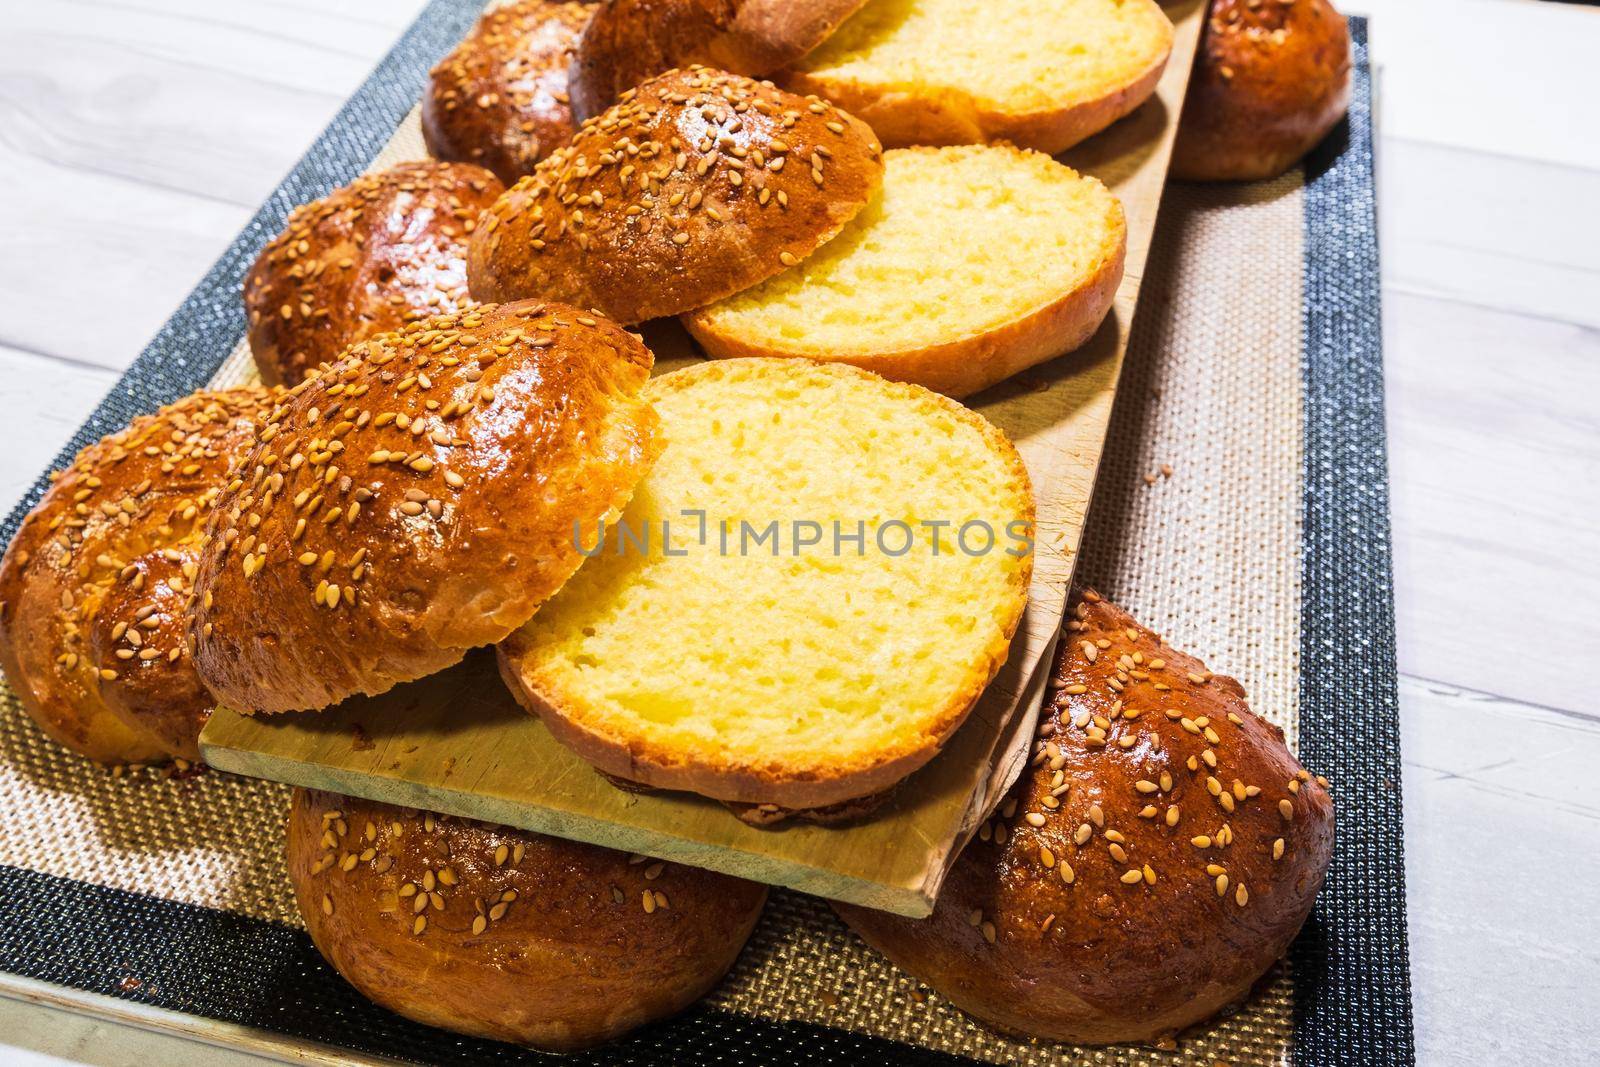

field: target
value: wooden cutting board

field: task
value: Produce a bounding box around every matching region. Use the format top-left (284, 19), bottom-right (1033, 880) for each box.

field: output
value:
top-left (201, 0), bottom-right (1206, 918)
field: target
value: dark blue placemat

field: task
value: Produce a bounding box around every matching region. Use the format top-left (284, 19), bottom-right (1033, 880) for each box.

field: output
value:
top-left (1290, 19), bottom-right (1416, 1066)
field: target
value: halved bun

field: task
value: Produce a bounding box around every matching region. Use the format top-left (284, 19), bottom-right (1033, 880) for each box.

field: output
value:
top-left (782, 0), bottom-right (1174, 155)
top-left (1171, 0), bottom-right (1352, 182)
top-left (0, 388), bottom-right (277, 763)
top-left (835, 592), bottom-right (1335, 1045)
top-left (245, 161), bottom-right (504, 386)
top-left (421, 0), bottom-right (598, 184)
top-left (287, 788), bottom-right (767, 1051)
top-left (192, 302), bottom-right (659, 714)
top-left (468, 67), bottom-right (884, 324)
top-left (498, 358), bottom-right (1034, 810)
top-left (686, 145), bottom-right (1126, 398)
top-left (569, 0), bottom-right (870, 120)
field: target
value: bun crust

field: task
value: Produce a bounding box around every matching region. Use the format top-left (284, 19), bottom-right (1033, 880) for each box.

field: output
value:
top-left (569, 0), bottom-right (870, 121)
top-left (835, 592), bottom-right (1334, 1046)
top-left (1171, 0), bottom-right (1351, 182)
top-left (468, 67), bottom-right (883, 324)
top-left (421, 0), bottom-right (597, 185)
top-left (286, 788), bottom-right (767, 1051)
top-left (0, 388), bottom-right (277, 763)
top-left (245, 161), bottom-right (505, 386)
top-left (191, 301), bottom-right (659, 714)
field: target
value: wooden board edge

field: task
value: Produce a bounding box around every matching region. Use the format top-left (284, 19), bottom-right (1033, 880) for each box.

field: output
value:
top-left (202, 736), bottom-right (938, 918)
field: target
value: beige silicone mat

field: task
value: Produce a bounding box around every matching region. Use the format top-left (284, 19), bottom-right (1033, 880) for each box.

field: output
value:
top-left (0, 158), bottom-right (1307, 1063)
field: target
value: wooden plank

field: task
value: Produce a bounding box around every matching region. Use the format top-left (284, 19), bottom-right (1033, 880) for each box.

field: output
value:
top-left (0, 0), bottom-right (426, 369)
top-left (1398, 674), bottom-right (1600, 1064)
top-left (1386, 290), bottom-right (1600, 714)
top-left (1344, 0), bottom-right (1600, 171)
top-left (1382, 138), bottom-right (1600, 328)
top-left (201, 0), bottom-right (1207, 917)
top-left (0, 344), bottom-right (119, 507)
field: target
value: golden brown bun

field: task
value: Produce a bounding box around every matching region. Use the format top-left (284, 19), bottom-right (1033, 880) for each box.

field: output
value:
top-left (468, 67), bottom-right (884, 324)
top-left (779, 0), bottom-right (1174, 156)
top-left (287, 788), bottom-right (767, 1050)
top-left (568, 0), bottom-right (870, 121)
top-left (684, 145), bottom-right (1127, 399)
top-left (244, 161), bottom-right (505, 386)
top-left (1171, 0), bottom-right (1351, 182)
top-left (497, 358), bottom-right (1034, 812)
top-left (422, 0), bottom-right (598, 185)
top-left (0, 388), bottom-right (278, 763)
top-left (191, 302), bottom-right (659, 714)
top-left (835, 591), bottom-right (1335, 1046)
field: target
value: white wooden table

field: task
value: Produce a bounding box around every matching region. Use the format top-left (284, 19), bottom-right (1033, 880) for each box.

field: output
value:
top-left (0, 0), bottom-right (1596, 1063)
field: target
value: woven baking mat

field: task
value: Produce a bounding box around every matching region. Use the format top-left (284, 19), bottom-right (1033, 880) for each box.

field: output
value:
top-left (0, 6), bottom-right (1411, 1064)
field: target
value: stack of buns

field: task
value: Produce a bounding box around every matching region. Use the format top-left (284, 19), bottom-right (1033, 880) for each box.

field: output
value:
top-left (0, 0), bottom-right (1352, 1053)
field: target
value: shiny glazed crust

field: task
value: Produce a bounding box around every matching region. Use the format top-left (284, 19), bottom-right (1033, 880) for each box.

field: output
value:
top-left (1171, 0), bottom-right (1351, 182)
top-left (569, 0), bottom-right (870, 120)
top-left (191, 301), bottom-right (659, 714)
top-left (0, 388), bottom-right (278, 763)
top-left (286, 789), bottom-right (767, 1051)
top-left (244, 160), bottom-right (505, 386)
top-left (835, 592), bottom-right (1335, 1045)
top-left (467, 67), bottom-right (884, 324)
top-left (421, 0), bottom-right (598, 185)
top-left (498, 358), bottom-right (1035, 811)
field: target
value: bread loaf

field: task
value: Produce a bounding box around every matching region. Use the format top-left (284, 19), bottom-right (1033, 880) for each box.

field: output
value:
top-left (569, 0), bottom-right (869, 120)
top-left (1171, 0), bottom-right (1351, 181)
top-left (422, 0), bottom-right (598, 184)
top-left (782, 0), bottom-right (1174, 155)
top-left (468, 67), bottom-right (883, 324)
top-left (192, 302), bottom-right (658, 714)
top-left (686, 145), bottom-right (1126, 398)
top-left (835, 591), bottom-right (1335, 1045)
top-left (245, 161), bottom-right (504, 386)
top-left (498, 358), bottom-right (1034, 811)
top-left (0, 388), bottom-right (277, 763)
top-left (287, 788), bottom-right (767, 1050)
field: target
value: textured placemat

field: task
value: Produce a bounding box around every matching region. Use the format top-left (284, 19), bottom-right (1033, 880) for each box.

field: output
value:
top-left (0, 6), bottom-right (1411, 1064)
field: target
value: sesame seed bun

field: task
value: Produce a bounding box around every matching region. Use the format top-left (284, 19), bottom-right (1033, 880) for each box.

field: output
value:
top-left (421, 0), bottom-right (599, 185)
top-left (467, 67), bottom-right (884, 325)
top-left (286, 788), bottom-right (767, 1051)
top-left (1171, 0), bottom-right (1352, 182)
top-left (834, 591), bottom-right (1335, 1046)
top-left (190, 301), bottom-right (659, 715)
top-left (0, 387), bottom-right (278, 764)
top-left (244, 160), bottom-right (505, 387)
top-left (568, 0), bottom-right (871, 121)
